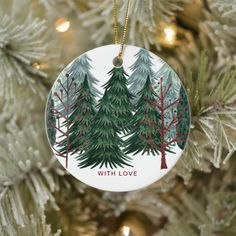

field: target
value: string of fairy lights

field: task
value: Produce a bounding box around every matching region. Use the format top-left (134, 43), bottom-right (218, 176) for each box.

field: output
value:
top-left (54, 18), bottom-right (177, 45)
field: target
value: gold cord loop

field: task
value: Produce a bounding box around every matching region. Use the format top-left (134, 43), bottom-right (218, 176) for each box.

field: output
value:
top-left (113, 0), bottom-right (131, 59)
top-left (113, 0), bottom-right (119, 45)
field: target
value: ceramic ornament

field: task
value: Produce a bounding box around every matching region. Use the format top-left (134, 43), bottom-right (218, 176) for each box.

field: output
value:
top-left (45, 45), bottom-right (190, 192)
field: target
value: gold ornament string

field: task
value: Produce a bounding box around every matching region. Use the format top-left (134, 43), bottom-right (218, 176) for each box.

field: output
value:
top-left (113, 0), bottom-right (131, 59)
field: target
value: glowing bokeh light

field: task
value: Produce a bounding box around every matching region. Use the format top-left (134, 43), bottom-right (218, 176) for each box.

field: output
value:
top-left (55, 18), bottom-right (70, 32)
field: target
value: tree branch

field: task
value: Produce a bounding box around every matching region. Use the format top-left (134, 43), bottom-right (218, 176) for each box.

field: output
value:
top-left (47, 105), bottom-right (67, 120)
top-left (164, 98), bottom-right (179, 111)
top-left (57, 79), bottom-right (68, 94)
top-left (164, 83), bottom-right (172, 99)
top-left (53, 126), bottom-right (68, 136)
top-left (54, 93), bottom-right (68, 111)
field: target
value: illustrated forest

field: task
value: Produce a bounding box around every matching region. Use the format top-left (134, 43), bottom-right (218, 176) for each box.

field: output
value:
top-left (46, 49), bottom-right (190, 170)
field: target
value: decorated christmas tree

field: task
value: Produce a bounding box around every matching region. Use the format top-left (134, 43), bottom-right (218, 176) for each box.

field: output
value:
top-left (124, 76), bottom-right (162, 156)
top-left (177, 86), bottom-right (190, 149)
top-left (128, 49), bottom-right (155, 98)
top-left (58, 75), bottom-right (96, 154)
top-left (77, 67), bottom-right (133, 169)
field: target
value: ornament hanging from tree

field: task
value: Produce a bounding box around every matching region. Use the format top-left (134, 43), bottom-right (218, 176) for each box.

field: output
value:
top-left (45, 45), bottom-right (191, 192)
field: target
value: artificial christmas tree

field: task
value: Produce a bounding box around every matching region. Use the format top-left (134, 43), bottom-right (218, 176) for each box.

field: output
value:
top-left (124, 76), bottom-right (162, 156)
top-left (1, 0), bottom-right (236, 235)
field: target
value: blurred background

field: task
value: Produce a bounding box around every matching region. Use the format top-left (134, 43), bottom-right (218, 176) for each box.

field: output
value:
top-left (0, 0), bottom-right (236, 235)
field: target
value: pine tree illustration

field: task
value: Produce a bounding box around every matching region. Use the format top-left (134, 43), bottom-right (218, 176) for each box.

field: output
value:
top-left (154, 61), bottom-right (180, 81)
top-left (58, 75), bottom-right (96, 154)
top-left (104, 67), bottom-right (134, 133)
top-left (128, 49), bottom-right (155, 99)
top-left (77, 67), bottom-right (133, 169)
top-left (46, 95), bottom-right (56, 146)
top-left (154, 62), bottom-right (180, 93)
top-left (56, 53), bottom-right (100, 116)
top-left (177, 86), bottom-right (190, 149)
top-left (124, 75), bottom-right (162, 156)
top-left (66, 54), bottom-right (100, 97)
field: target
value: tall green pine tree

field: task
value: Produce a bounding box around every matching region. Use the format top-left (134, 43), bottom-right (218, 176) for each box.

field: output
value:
top-left (124, 76), bottom-right (162, 155)
top-left (77, 67), bottom-right (133, 169)
top-left (104, 67), bottom-right (134, 133)
top-left (58, 75), bottom-right (96, 154)
top-left (177, 86), bottom-right (190, 149)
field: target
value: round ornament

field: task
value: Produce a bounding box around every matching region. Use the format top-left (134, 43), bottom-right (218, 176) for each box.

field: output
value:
top-left (45, 44), bottom-right (190, 192)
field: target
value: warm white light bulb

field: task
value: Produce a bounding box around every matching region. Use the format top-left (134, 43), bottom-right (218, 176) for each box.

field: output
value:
top-left (32, 62), bottom-right (40, 69)
top-left (122, 226), bottom-right (130, 236)
top-left (55, 18), bottom-right (70, 32)
top-left (164, 27), bottom-right (176, 43)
